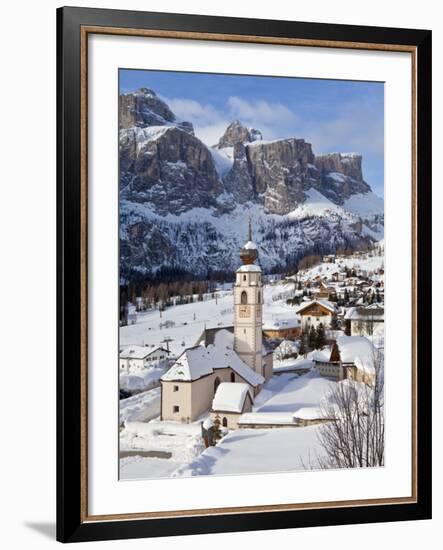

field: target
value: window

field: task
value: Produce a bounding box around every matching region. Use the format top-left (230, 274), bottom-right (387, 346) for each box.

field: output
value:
top-left (173, 385), bottom-right (179, 392)
top-left (230, 372), bottom-right (235, 382)
top-left (241, 291), bottom-right (247, 305)
top-left (173, 405), bottom-right (180, 413)
top-left (258, 290), bottom-right (261, 304)
top-left (214, 377), bottom-right (221, 395)
top-left (222, 417), bottom-right (228, 427)
top-left (243, 275), bottom-right (246, 281)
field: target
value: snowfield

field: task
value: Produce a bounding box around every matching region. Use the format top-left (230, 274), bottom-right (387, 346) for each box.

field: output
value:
top-left (119, 364), bottom-right (168, 393)
top-left (172, 426), bottom-right (325, 477)
top-left (120, 282), bottom-right (301, 358)
top-left (119, 388), bottom-right (161, 425)
top-left (119, 370), bottom-right (336, 479)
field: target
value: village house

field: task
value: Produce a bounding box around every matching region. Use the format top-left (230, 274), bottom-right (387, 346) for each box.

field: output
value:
top-left (160, 222), bottom-right (272, 423)
top-left (119, 345), bottom-right (170, 373)
top-left (344, 304), bottom-right (384, 337)
top-left (322, 254), bottom-right (336, 263)
top-left (211, 382), bottom-right (253, 429)
top-left (262, 317), bottom-right (301, 340)
top-left (313, 335), bottom-right (377, 384)
top-left (313, 280), bottom-right (337, 301)
top-left (331, 270), bottom-right (347, 283)
top-left (296, 299), bottom-right (336, 332)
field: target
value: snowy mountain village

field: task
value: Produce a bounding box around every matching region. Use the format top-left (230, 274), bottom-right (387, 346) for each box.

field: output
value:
top-left (119, 222), bottom-right (385, 479)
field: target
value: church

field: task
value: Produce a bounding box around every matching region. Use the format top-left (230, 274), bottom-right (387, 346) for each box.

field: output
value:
top-left (160, 223), bottom-right (273, 423)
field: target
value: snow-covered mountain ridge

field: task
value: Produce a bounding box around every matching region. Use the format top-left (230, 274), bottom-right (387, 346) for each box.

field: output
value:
top-left (119, 88), bottom-right (384, 282)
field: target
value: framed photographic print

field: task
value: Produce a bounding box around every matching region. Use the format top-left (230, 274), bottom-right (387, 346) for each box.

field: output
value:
top-left (57, 6), bottom-right (432, 543)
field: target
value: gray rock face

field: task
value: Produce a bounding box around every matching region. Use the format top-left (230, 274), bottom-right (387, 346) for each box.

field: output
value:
top-left (246, 138), bottom-right (319, 214)
top-left (223, 142), bottom-right (255, 203)
top-left (119, 88), bottom-right (176, 129)
top-left (216, 120), bottom-right (262, 148)
top-left (314, 153), bottom-right (371, 203)
top-left (120, 126), bottom-right (223, 215)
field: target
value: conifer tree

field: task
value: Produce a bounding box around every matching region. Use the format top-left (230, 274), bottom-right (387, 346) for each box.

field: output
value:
top-left (298, 335), bottom-right (306, 357)
top-left (330, 313), bottom-right (340, 331)
top-left (308, 325), bottom-right (317, 349)
top-left (316, 323), bottom-right (327, 349)
top-left (213, 414), bottom-right (222, 443)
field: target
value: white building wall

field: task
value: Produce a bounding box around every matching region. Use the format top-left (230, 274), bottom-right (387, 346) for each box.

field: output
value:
top-left (233, 268), bottom-right (263, 375)
top-left (350, 320), bottom-right (384, 338)
top-left (301, 313), bottom-right (332, 331)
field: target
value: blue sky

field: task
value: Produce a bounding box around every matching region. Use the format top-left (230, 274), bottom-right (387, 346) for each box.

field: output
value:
top-left (120, 69), bottom-right (384, 196)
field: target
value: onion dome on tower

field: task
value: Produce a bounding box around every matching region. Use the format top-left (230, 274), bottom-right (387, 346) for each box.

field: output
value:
top-left (239, 218), bottom-right (258, 265)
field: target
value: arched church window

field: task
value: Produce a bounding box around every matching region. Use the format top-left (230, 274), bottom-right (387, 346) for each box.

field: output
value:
top-left (243, 275), bottom-right (246, 281)
top-left (222, 417), bottom-right (228, 427)
top-left (230, 372), bottom-right (235, 382)
top-left (241, 291), bottom-right (247, 305)
top-left (214, 377), bottom-right (221, 395)
top-left (258, 290), bottom-right (261, 304)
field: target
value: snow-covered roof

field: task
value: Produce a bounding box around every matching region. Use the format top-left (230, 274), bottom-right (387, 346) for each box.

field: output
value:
top-left (120, 345), bottom-right (165, 360)
top-left (310, 349), bottom-right (331, 362)
top-left (202, 417), bottom-right (214, 430)
top-left (262, 317), bottom-right (300, 330)
top-left (296, 299), bottom-right (336, 314)
top-left (161, 329), bottom-right (264, 386)
top-left (238, 411), bottom-right (296, 425)
top-left (237, 264), bottom-right (261, 273)
top-left (212, 382), bottom-right (252, 413)
top-left (337, 335), bottom-right (377, 374)
top-left (161, 347), bottom-right (213, 381)
top-left (243, 240), bottom-right (257, 250)
top-left (292, 406), bottom-right (324, 420)
top-left (344, 305), bottom-right (384, 321)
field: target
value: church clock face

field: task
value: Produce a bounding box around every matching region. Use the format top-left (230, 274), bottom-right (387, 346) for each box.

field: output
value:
top-left (239, 305), bottom-right (250, 318)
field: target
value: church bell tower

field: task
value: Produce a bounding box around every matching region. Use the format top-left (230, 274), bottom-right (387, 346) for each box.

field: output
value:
top-left (233, 220), bottom-right (263, 376)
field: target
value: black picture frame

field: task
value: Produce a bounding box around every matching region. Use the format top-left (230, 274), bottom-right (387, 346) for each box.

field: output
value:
top-left (57, 6), bottom-right (432, 543)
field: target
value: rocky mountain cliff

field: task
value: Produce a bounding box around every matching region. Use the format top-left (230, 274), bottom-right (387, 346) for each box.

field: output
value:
top-left (119, 88), bottom-right (384, 283)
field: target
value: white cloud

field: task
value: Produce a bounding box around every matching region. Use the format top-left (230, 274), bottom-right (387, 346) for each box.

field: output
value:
top-left (303, 107), bottom-right (384, 157)
top-left (227, 96), bottom-right (299, 128)
top-left (164, 97), bottom-right (224, 127)
top-left (163, 95), bottom-right (302, 145)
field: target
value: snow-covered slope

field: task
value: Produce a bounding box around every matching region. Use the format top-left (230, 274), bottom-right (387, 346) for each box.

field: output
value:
top-left (343, 191), bottom-right (384, 218)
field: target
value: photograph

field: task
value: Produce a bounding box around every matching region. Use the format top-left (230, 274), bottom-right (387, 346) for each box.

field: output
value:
top-left (118, 69), bottom-right (386, 481)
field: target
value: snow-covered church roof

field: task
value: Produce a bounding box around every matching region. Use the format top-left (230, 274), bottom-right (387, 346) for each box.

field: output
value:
top-left (212, 382), bottom-right (252, 413)
top-left (161, 329), bottom-right (264, 386)
top-left (237, 263), bottom-right (261, 273)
